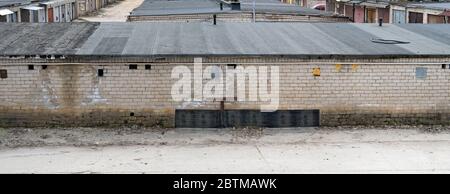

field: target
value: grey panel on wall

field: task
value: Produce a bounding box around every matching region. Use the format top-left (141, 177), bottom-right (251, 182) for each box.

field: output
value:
top-left (175, 109), bottom-right (320, 128)
top-left (175, 110), bottom-right (222, 128)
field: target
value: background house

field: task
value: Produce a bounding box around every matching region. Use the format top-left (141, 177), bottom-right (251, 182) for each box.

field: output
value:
top-left (325, 0), bottom-right (450, 24)
top-left (0, 0), bottom-right (116, 22)
top-left (0, 0), bottom-right (31, 22)
top-left (128, 0), bottom-right (349, 22)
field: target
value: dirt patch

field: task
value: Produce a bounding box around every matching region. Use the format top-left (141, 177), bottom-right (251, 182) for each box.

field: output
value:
top-left (1, 126), bottom-right (450, 149)
top-left (231, 127), bottom-right (264, 139)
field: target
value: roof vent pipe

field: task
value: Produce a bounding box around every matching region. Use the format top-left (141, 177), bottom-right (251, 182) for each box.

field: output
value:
top-left (220, 2), bottom-right (223, 10)
top-left (213, 14), bottom-right (217, 25)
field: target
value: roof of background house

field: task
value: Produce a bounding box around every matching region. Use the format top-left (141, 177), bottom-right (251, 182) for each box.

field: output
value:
top-left (130, 0), bottom-right (333, 16)
top-left (0, 23), bottom-right (99, 55)
top-left (409, 2), bottom-right (450, 10)
top-left (0, 0), bottom-right (30, 8)
top-left (1, 22), bottom-right (450, 57)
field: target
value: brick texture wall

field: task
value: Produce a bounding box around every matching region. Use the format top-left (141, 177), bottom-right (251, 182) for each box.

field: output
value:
top-left (1, 57), bottom-right (450, 127)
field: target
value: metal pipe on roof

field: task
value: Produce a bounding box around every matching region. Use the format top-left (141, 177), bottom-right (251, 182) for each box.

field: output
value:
top-left (252, 0), bottom-right (256, 23)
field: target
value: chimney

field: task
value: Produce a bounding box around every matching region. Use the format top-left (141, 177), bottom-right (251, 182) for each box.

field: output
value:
top-left (230, 0), bottom-right (241, 11)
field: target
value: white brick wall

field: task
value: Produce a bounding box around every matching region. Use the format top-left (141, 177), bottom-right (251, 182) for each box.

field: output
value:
top-left (1, 57), bottom-right (450, 126)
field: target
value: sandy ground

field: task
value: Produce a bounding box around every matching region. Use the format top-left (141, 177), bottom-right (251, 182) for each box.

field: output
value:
top-left (77, 0), bottom-right (144, 22)
top-left (1, 126), bottom-right (450, 173)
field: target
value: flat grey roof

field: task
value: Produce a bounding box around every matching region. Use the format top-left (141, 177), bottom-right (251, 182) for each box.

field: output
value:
top-left (130, 0), bottom-right (332, 16)
top-left (410, 2), bottom-right (450, 10)
top-left (0, 0), bottom-right (30, 8)
top-left (1, 22), bottom-right (450, 57)
top-left (0, 23), bottom-right (98, 55)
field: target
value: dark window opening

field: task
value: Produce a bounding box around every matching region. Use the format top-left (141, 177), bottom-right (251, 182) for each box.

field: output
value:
top-left (211, 73), bottom-right (216, 79)
top-left (145, 65), bottom-right (152, 70)
top-left (130, 112), bottom-right (135, 117)
top-left (129, 64), bottom-right (138, 70)
top-left (0, 70), bottom-right (7, 79)
top-left (443, 64), bottom-right (447, 69)
top-left (98, 69), bottom-right (104, 77)
top-left (227, 64), bottom-right (237, 69)
top-left (28, 65), bottom-right (34, 70)
top-left (42, 65), bottom-right (47, 70)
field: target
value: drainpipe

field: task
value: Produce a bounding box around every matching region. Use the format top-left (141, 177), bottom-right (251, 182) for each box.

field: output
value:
top-left (363, 6), bottom-right (366, 23)
top-left (352, 3), bottom-right (355, 23)
top-left (405, 7), bottom-right (408, 23)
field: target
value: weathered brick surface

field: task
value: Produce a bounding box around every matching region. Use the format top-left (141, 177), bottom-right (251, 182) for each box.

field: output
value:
top-left (1, 57), bottom-right (450, 127)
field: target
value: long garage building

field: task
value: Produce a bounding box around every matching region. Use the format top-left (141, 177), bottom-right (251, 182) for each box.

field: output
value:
top-left (0, 22), bottom-right (450, 127)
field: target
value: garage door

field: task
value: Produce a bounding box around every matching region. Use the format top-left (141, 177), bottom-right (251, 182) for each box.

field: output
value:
top-left (175, 110), bottom-right (320, 128)
top-left (393, 9), bottom-right (406, 24)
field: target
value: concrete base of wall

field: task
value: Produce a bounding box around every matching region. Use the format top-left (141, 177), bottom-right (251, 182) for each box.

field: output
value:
top-left (0, 109), bottom-right (175, 128)
top-left (2, 109), bottom-right (450, 128)
top-left (321, 113), bottom-right (450, 126)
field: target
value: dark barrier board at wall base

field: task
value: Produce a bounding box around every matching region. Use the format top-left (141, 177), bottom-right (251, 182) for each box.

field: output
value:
top-left (175, 110), bottom-right (320, 128)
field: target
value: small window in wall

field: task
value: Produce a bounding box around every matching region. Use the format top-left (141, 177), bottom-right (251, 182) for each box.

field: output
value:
top-left (416, 67), bottom-right (427, 79)
top-left (145, 65), bottom-right (152, 70)
top-left (42, 65), bottom-right (48, 70)
top-left (0, 69), bottom-right (7, 79)
top-left (28, 65), bottom-right (34, 70)
top-left (98, 69), bottom-right (104, 77)
top-left (442, 64), bottom-right (446, 69)
top-left (227, 64), bottom-right (237, 69)
top-left (129, 64), bottom-right (138, 70)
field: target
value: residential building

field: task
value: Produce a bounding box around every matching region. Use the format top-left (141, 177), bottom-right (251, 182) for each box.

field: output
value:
top-left (328, 0), bottom-right (450, 24)
top-left (0, 0), bottom-right (117, 22)
top-left (393, 2), bottom-right (450, 24)
top-left (0, 0), bottom-right (30, 22)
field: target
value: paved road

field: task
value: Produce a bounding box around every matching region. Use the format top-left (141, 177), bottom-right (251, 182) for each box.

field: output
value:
top-left (78, 0), bottom-right (144, 22)
top-left (1, 128), bottom-right (450, 173)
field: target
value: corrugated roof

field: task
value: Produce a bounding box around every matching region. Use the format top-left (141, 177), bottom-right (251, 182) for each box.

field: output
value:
top-left (1, 22), bottom-right (450, 57)
top-left (130, 0), bottom-right (332, 16)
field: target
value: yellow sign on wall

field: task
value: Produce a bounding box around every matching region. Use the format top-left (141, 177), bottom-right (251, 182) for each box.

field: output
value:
top-left (313, 67), bottom-right (320, 76)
